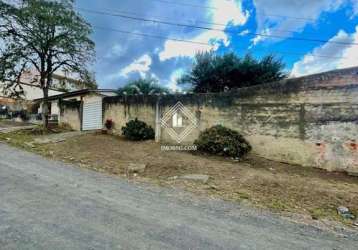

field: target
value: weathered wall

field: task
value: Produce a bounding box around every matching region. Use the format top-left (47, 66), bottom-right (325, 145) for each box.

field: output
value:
top-left (103, 96), bottom-right (157, 132)
top-left (59, 100), bottom-right (81, 131)
top-left (102, 67), bottom-right (358, 175)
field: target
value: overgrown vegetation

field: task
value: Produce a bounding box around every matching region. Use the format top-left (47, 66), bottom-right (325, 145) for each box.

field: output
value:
top-left (121, 118), bottom-right (155, 141)
top-left (118, 77), bottom-right (170, 95)
top-left (179, 51), bottom-right (287, 93)
top-left (194, 125), bottom-right (252, 158)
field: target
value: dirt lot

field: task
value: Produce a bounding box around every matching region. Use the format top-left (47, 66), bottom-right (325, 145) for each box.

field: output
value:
top-left (1, 130), bottom-right (358, 227)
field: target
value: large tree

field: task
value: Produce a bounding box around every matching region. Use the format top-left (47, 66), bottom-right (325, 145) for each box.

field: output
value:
top-left (179, 51), bottom-right (287, 93)
top-left (118, 77), bottom-right (170, 95)
top-left (0, 0), bottom-right (95, 127)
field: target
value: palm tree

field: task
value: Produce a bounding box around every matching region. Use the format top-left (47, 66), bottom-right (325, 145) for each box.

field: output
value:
top-left (118, 77), bottom-right (170, 95)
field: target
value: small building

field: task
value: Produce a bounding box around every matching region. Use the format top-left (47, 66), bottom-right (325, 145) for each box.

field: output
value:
top-left (35, 89), bottom-right (118, 131)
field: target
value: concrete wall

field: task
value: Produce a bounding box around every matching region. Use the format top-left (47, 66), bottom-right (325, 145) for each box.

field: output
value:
top-left (59, 100), bottom-right (81, 131)
top-left (104, 96), bottom-right (157, 131)
top-left (102, 67), bottom-right (358, 175)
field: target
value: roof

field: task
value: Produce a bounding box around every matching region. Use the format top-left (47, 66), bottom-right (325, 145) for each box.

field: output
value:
top-left (34, 89), bottom-right (118, 101)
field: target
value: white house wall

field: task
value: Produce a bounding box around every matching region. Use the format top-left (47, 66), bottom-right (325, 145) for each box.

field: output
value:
top-left (21, 84), bottom-right (64, 100)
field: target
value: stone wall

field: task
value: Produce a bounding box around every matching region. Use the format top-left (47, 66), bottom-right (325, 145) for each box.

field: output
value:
top-left (102, 67), bottom-right (358, 174)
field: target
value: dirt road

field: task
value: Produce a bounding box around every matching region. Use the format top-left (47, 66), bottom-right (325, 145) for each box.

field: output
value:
top-left (0, 143), bottom-right (357, 249)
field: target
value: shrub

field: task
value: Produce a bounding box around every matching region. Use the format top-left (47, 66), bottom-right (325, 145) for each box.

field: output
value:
top-left (105, 119), bottom-right (114, 130)
top-left (194, 125), bottom-right (251, 158)
top-left (121, 118), bottom-right (155, 141)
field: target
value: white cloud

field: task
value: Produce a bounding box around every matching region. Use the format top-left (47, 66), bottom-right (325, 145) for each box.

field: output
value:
top-left (250, 28), bottom-right (271, 46)
top-left (251, 0), bottom-right (345, 45)
top-left (291, 27), bottom-right (357, 77)
top-left (166, 68), bottom-right (185, 92)
top-left (209, 0), bottom-right (249, 26)
top-left (105, 44), bottom-right (124, 59)
top-left (338, 29), bottom-right (358, 68)
top-left (239, 29), bottom-right (250, 36)
top-left (159, 0), bottom-right (248, 61)
top-left (159, 31), bottom-right (222, 61)
top-left (120, 54), bottom-right (152, 78)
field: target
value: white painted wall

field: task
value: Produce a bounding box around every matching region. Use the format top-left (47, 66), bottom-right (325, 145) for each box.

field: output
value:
top-left (51, 100), bottom-right (60, 115)
top-left (20, 84), bottom-right (64, 100)
top-left (0, 81), bottom-right (64, 100)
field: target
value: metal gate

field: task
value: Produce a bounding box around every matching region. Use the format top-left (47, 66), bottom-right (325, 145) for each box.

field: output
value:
top-left (82, 100), bottom-right (103, 130)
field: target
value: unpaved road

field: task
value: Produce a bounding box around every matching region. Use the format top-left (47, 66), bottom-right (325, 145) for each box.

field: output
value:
top-left (0, 143), bottom-right (357, 250)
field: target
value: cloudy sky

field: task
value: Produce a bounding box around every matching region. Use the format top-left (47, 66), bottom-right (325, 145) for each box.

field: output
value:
top-left (75, 0), bottom-right (358, 90)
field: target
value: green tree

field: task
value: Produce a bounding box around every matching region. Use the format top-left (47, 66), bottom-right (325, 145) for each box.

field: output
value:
top-left (179, 51), bottom-right (287, 93)
top-left (0, 0), bottom-right (95, 128)
top-left (118, 77), bottom-right (170, 95)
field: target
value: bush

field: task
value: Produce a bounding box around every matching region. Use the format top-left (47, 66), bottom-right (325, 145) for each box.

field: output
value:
top-left (194, 125), bottom-right (251, 158)
top-left (121, 118), bottom-right (155, 141)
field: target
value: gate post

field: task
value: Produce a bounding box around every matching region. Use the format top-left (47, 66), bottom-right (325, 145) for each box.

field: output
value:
top-left (155, 96), bottom-right (161, 143)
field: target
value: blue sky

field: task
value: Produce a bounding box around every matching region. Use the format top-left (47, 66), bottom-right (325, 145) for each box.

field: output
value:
top-left (75, 0), bottom-right (358, 90)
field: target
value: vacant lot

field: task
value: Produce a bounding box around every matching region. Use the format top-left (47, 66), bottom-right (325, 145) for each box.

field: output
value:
top-left (1, 129), bottom-right (357, 227)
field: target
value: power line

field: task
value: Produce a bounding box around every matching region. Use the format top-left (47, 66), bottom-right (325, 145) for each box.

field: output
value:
top-left (146, 0), bottom-right (318, 21)
top-left (92, 26), bottom-right (212, 46)
top-left (92, 26), bottom-right (353, 61)
top-left (77, 7), bottom-right (318, 36)
top-left (79, 8), bottom-right (358, 47)
top-left (78, 7), bottom-right (225, 27)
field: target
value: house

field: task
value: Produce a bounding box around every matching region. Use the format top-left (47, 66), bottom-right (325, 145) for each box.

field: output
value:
top-left (0, 69), bottom-right (96, 120)
top-left (0, 69), bottom-right (92, 110)
top-left (1, 69), bottom-right (65, 101)
top-left (0, 79), bottom-right (64, 114)
top-left (35, 89), bottom-right (118, 130)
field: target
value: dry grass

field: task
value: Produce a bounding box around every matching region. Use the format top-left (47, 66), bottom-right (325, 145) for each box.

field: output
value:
top-left (1, 132), bottom-right (358, 226)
